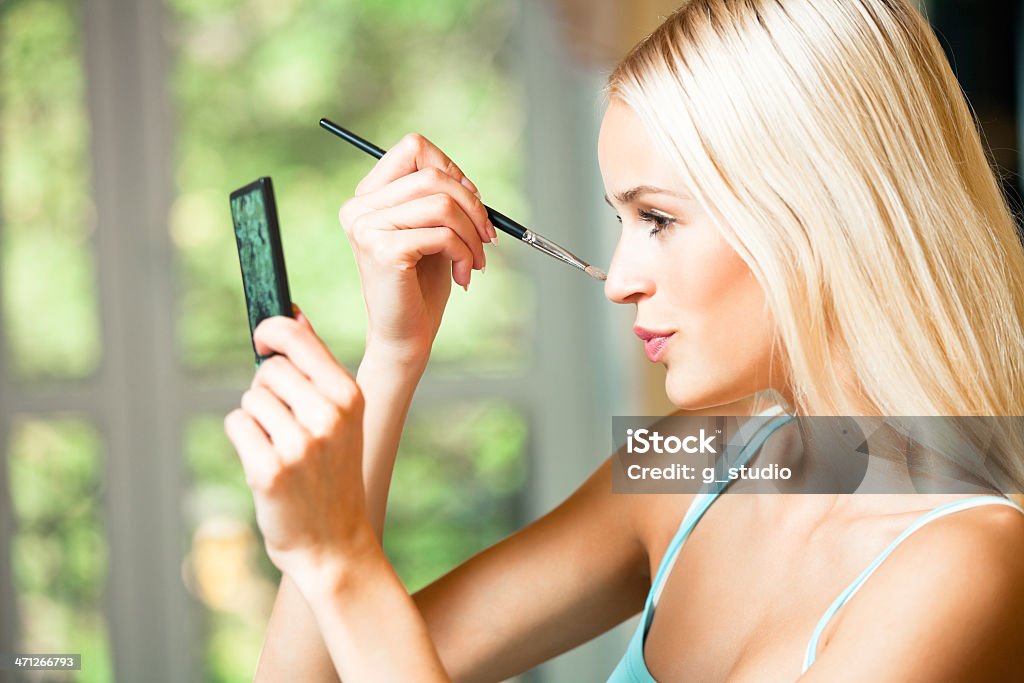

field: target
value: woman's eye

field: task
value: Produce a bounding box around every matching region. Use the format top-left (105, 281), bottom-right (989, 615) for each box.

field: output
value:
top-left (638, 209), bottom-right (676, 237)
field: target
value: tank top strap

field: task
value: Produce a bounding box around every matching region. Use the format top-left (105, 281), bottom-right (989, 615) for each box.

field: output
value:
top-left (801, 494), bottom-right (1024, 672)
top-left (641, 412), bottom-right (796, 636)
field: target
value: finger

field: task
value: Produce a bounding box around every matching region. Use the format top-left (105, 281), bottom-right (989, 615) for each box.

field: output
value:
top-left (352, 215), bottom-right (475, 289)
top-left (291, 303), bottom-right (314, 333)
top-left (241, 386), bottom-right (314, 461)
top-left (250, 321), bottom-right (360, 409)
top-left (351, 167), bottom-right (493, 247)
top-left (355, 132), bottom-right (478, 198)
top-left (224, 409), bottom-right (281, 490)
top-left (349, 193), bottom-right (484, 274)
top-left (251, 357), bottom-right (344, 439)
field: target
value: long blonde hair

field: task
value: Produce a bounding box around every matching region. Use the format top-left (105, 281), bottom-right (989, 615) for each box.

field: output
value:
top-left (608, 0), bottom-right (1024, 495)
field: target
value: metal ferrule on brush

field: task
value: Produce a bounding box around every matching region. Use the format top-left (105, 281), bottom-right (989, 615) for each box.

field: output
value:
top-left (522, 230), bottom-right (589, 272)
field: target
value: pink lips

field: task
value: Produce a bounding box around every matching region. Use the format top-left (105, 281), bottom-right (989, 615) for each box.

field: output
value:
top-left (633, 325), bottom-right (675, 363)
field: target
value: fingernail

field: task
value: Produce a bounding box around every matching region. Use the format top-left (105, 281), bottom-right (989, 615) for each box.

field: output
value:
top-left (461, 176), bottom-right (480, 197)
top-left (462, 282), bottom-right (470, 292)
top-left (481, 265), bottom-right (487, 274)
top-left (487, 220), bottom-right (497, 243)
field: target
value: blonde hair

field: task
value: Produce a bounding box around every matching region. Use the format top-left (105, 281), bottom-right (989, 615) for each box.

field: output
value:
top-left (608, 0), bottom-right (1024, 495)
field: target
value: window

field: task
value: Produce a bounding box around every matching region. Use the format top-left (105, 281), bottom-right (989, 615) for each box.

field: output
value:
top-left (1, 1), bottom-right (619, 681)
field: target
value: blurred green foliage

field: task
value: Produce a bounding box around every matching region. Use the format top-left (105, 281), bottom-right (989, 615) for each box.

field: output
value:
top-left (8, 416), bottom-right (113, 683)
top-left (170, 0), bottom-right (534, 382)
top-left (385, 400), bottom-right (528, 592)
top-left (0, 0), bottom-right (101, 381)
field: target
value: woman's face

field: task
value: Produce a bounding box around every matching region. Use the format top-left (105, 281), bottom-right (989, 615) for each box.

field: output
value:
top-left (598, 99), bottom-right (787, 409)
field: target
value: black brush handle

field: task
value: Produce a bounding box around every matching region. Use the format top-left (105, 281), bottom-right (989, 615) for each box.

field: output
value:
top-left (319, 117), bottom-right (527, 240)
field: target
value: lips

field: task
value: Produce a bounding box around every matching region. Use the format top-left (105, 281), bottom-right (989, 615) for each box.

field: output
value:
top-left (634, 325), bottom-right (675, 362)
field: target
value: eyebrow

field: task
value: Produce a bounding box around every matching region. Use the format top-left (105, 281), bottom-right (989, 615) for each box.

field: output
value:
top-left (604, 185), bottom-right (690, 206)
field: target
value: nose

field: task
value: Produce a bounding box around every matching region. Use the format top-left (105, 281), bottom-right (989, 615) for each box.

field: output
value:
top-left (604, 236), bottom-right (656, 304)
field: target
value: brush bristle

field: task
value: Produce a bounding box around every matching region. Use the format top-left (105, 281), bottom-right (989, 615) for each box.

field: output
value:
top-left (585, 265), bottom-right (607, 281)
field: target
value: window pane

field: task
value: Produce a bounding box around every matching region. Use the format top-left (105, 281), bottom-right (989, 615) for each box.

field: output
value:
top-left (7, 416), bottom-right (112, 683)
top-left (0, 0), bottom-right (101, 380)
top-left (169, 0), bottom-right (533, 381)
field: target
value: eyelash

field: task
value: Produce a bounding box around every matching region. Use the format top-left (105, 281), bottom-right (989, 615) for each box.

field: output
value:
top-left (615, 210), bottom-right (677, 238)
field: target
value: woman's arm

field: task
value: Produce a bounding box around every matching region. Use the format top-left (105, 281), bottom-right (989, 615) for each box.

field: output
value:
top-left (259, 451), bottom-right (650, 683)
top-left (293, 523), bottom-right (451, 682)
top-left (255, 130), bottom-right (491, 681)
top-left (244, 318), bottom-right (653, 681)
top-left (254, 344), bottom-right (427, 682)
top-left (227, 315), bottom-right (456, 681)
top-left (251, 336), bottom-right (652, 681)
top-left (411, 456), bottom-right (651, 681)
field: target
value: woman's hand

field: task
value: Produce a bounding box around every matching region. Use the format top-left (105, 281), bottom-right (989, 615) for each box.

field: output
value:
top-left (223, 308), bottom-right (374, 590)
top-left (339, 132), bottom-right (497, 363)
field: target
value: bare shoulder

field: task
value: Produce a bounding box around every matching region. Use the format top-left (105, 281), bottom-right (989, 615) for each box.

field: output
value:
top-left (868, 500), bottom-right (1024, 596)
top-left (804, 500), bottom-right (1024, 681)
top-left (620, 401), bottom-right (759, 564)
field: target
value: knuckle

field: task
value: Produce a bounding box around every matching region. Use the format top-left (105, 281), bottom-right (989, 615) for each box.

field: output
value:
top-left (260, 354), bottom-right (285, 375)
top-left (260, 467), bottom-right (286, 493)
top-left (421, 166), bottom-right (446, 184)
top-left (444, 161), bottom-right (463, 180)
top-left (256, 314), bottom-right (284, 337)
top-left (245, 466), bottom-right (273, 492)
top-left (224, 409), bottom-right (243, 433)
top-left (280, 320), bottom-right (305, 347)
top-left (310, 407), bottom-right (342, 440)
top-left (319, 405), bottom-right (343, 434)
top-left (338, 380), bottom-right (364, 412)
top-left (432, 193), bottom-right (457, 214)
top-left (278, 431), bottom-right (308, 461)
top-left (474, 199), bottom-right (489, 222)
top-left (366, 234), bottom-right (394, 263)
top-left (401, 132), bottom-right (427, 150)
top-left (350, 213), bottom-right (373, 246)
top-left (240, 390), bottom-right (255, 411)
top-left (243, 470), bottom-right (262, 490)
top-left (339, 199), bottom-right (358, 230)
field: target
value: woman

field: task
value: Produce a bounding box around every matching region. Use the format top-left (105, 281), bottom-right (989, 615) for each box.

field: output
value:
top-left (224, 0), bottom-right (1024, 680)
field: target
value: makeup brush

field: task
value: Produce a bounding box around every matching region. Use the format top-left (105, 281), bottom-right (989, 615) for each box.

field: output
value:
top-left (319, 118), bottom-right (607, 281)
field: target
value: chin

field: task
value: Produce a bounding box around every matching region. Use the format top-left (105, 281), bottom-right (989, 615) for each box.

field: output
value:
top-left (664, 366), bottom-right (740, 412)
top-left (664, 371), bottom-right (707, 410)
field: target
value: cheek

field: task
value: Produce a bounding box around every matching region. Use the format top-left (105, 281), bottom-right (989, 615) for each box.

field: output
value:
top-left (667, 226), bottom-right (773, 354)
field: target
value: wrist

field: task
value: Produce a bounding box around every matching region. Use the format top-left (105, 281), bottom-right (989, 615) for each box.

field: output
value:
top-left (359, 340), bottom-right (430, 379)
top-left (295, 521), bottom-right (384, 605)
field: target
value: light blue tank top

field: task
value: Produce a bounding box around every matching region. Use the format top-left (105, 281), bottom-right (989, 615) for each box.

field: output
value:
top-left (606, 411), bottom-right (1024, 682)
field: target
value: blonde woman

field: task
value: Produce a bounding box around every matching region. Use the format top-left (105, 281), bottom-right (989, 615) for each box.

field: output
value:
top-left (224, 0), bottom-right (1024, 680)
